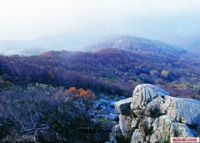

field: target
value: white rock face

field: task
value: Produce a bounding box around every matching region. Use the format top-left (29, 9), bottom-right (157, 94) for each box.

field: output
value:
top-left (170, 123), bottom-right (197, 137)
top-left (131, 84), bottom-right (169, 110)
top-left (109, 84), bottom-right (200, 143)
top-left (150, 115), bottom-right (174, 143)
top-left (131, 118), bottom-right (138, 128)
top-left (118, 115), bottom-right (132, 136)
top-left (164, 96), bottom-right (200, 128)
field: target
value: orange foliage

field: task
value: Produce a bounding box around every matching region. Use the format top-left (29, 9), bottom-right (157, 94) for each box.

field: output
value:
top-left (79, 89), bottom-right (88, 96)
top-left (67, 87), bottom-right (77, 94)
top-left (67, 87), bottom-right (95, 97)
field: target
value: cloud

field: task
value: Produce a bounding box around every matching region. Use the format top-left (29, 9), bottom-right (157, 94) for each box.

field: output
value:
top-left (0, 0), bottom-right (200, 40)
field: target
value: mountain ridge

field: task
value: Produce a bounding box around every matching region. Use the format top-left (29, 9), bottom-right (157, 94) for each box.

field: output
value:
top-left (0, 35), bottom-right (186, 56)
top-left (88, 35), bottom-right (186, 57)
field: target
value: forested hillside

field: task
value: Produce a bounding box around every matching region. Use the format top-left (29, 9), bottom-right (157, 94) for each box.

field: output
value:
top-left (0, 36), bottom-right (200, 142)
top-left (0, 47), bottom-right (200, 99)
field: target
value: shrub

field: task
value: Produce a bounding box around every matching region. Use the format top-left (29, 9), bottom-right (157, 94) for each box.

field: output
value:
top-left (0, 84), bottom-right (108, 142)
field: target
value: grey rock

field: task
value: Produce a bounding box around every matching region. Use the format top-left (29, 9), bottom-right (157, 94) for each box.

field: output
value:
top-left (110, 84), bottom-right (200, 143)
top-left (150, 115), bottom-right (174, 143)
top-left (145, 96), bottom-right (165, 117)
top-left (131, 129), bottom-right (144, 143)
top-left (131, 118), bottom-right (138, 128)
top-left (164, 96), bottom-right (200, 129)
top-left (112, 124), bottom-right (123, 136)
top-left (131, 84), bottom-right (169, 110)
top-left (139, 117), bottom-right (154, 135)
top-left (114, 97), bottom-right (132, 115)
top-left (170, 123), bottom-right (197, 137)
top-left (133, 110), bottom-right (143, 118)
top-left (118, 115), bottom-right (132, 136)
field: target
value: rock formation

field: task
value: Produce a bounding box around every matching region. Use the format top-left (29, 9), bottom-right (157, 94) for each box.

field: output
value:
top-left (110, 84), bottom-right (200, 143)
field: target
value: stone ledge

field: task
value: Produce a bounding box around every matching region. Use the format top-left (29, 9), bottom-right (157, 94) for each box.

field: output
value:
top-left (114, 97), bottom-right (132, 115)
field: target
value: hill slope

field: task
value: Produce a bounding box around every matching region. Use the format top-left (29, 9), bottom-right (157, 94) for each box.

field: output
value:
top-left (88, 35), bottom-right (185, 57)
top-left (0, 46), bottom-right (199, 98)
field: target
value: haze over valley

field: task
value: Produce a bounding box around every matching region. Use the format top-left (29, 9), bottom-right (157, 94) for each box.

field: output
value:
top-left (1, 0), bottom-right (200, 55)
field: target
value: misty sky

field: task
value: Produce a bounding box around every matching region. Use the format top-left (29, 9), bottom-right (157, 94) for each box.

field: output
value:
top-left (0, 0), bottom-right (200, 41)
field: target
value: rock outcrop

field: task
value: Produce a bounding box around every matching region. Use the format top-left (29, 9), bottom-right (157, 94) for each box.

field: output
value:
top-left (110, 84), bottom-right (200, 143)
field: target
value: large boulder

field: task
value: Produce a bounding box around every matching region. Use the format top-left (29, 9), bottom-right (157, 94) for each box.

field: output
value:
top-left (110, 84), bottom-right (200, 143)
top-left (170, 123), bottom-right (197, 137)
top-left (114, 98), bottom-right (133, 137)
top-left (130, 84), bottom-right (169, 110)
top-left (164, 96), bottom-right (200, 129)
top-left (150, 115), bottom-right (174, 143)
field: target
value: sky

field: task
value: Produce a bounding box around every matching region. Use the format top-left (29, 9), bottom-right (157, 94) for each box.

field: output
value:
top-left (0, 0), bottom-right (200, 41)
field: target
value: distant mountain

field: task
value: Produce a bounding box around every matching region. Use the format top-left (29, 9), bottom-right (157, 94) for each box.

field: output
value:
top-left (0, 39), bottom-right (69, 56)
top-left (0, 35), bottom-right (186, 56)
top-left (168, 36), bottom-right (200, 54)
top-left (0, 34), bottom-right (96, 55)
top-left (88, 35), bottom-right (186, 57)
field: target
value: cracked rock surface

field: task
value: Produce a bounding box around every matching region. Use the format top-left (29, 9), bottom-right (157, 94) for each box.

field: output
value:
top-left (109, 84), bottom-right (200, 143)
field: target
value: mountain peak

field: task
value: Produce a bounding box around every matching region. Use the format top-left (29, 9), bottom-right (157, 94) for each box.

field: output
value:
top-left (89, 35), bottom-right (186, 57)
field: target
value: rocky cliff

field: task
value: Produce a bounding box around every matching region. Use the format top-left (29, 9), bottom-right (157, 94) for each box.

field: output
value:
top-left (109, 84), bottom-right (200, 143)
